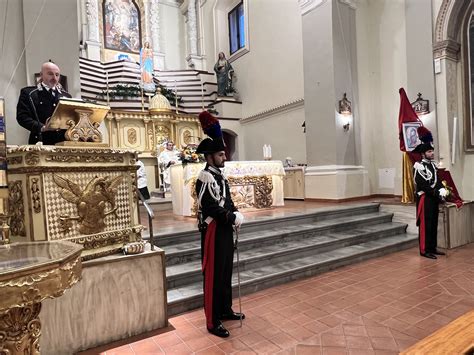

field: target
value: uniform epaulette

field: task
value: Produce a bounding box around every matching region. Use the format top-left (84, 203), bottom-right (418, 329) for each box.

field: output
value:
top-left (414, 162), bottom-right (425, 172)
top-left (197, 170), bottom-right (216, 184)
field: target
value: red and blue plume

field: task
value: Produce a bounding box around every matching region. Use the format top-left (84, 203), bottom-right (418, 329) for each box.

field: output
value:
top-left (199, 111), bottom-right (222, 140)
top-left (417, 126), bottom-right (433, 144)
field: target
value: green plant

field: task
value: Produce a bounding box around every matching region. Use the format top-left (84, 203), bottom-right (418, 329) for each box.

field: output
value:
top-left (159, 84), bottom-right (183, 104)
top-left (100, 84), bottom-right (141, 99)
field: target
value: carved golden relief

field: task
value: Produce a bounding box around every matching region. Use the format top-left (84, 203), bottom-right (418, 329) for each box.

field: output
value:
top-left (190, 175), bottom-right (273, 216)
top-left (131, 173), bottom-right (137, 203)
top-left (31, 178), bottom-right (41, 214)
top-left (45, 155), bottom-right (124, 163)
top-left (64, 109), bottom-right (102, 143)
top-left (66, 226), bottom-right (143, 261)
top-left (228, 176), bottom-right (273, 209)
top-left (8, 181), bottom-right (26, 237)
top-left (53, 174), bottom-right (123, 235)
top-left (183, 129), bottom-right (192, 145)
top-left (7, 156), bottom-right (22, 165)
top-left (0, 303), bottom-right (42, 355)
top-left (25, 152), bottom-right (40, 166)
top-left (127, 128), bottom-right (137, 145)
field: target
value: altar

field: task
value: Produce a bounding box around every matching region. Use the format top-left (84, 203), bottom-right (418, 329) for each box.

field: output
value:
top-left (170, 161), bottom-right (285, 216)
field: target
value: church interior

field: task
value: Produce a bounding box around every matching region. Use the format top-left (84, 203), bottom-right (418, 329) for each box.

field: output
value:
top-left (0, 0), bottom-right (473, 354)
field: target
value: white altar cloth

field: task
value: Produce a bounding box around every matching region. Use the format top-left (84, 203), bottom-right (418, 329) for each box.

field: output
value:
top-left (170, 161), bottom-right (285, 216)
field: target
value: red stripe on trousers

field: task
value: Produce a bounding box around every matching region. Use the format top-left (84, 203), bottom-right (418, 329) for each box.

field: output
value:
top-left (417, 194), bottom-right (426, 254)
top-left (202, 220), bottom-right (217, 329)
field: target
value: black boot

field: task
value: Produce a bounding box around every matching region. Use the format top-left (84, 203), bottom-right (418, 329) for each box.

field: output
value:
top-left (420, 253), bottom-right (437, 259)
top-left (207, 322), bottom-right (230, 338)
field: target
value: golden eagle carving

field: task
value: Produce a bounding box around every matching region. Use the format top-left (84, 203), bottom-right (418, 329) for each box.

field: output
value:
top-left (53, 174), bottom-right (123, 235)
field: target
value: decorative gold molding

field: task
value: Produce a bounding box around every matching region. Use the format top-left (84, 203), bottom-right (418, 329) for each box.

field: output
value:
top-left (45, 154), bottom-right (124, 164)
top-left (65, 225), bottom-right (143, 261)
top-left (0, 303), bottom-right (42, 355)
top-left (25, 152), bottom-right (40, 166)
top-left (0, 252), bottom-right (82, 312)
top-left (31, 178), bottom-right (41, 214)
top-left (228, 176), bottom-right (273, 208)
top-left (8, 181), bottom-right (26, 237)
top-left (7, 156), bottom-right (22, 165)
top-left (8, 166), bottom-right (137, 174)
top-left (127, 128), bottom-right (138, 145)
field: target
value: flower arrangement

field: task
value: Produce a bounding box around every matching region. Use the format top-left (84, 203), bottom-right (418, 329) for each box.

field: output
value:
top-left (179, 144), bottom-right (205, 165)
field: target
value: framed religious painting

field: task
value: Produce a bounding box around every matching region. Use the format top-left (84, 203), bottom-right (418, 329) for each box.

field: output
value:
top-left (402, 122), bottom-right (422, 152)
top-left (102, 0), bottom-right (142, 54)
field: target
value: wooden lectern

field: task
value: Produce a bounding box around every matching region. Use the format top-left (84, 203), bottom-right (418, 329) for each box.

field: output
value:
top-left (47, 98), bottom-right (110, 145)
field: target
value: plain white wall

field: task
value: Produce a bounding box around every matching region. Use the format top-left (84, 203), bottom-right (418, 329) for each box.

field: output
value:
top-left (0, 0), bottom-right (28, 145)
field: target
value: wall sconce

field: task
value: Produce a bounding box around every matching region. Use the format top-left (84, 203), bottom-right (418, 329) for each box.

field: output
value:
top-left (411, 93), bottom-right (429, 116)
top-left (338, 93), bottom-right (352, 115)
top-left (343, 122), bottom-right (350, 132)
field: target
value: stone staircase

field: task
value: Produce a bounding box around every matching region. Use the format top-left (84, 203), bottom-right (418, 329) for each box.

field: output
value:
top-left (79, 57), bottom-right (227, 115)
top-left (154, 203), bottom-right (417, 316)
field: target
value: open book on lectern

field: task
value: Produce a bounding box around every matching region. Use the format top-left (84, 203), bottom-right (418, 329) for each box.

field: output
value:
top-left (45, 98), bottom-right (110, 130)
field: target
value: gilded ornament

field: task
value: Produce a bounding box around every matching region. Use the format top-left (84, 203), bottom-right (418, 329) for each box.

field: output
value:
top-left (8, 181), bottom-right (26, 237)
top-left (0, 303), bottom-right (42, 355)
top-left (7, 156), bottom-right (22, 165)
top-left (190, 176), bottom-right (273, 215)
top-left (131, 173), bottom-right (137, 203)
top-left (64, 109), bottom-right (103, 143)
top-left (127, 128), bottom-right (138, 145)
top-left (53, 174), bottom-right (124, 235)
top-left (31, 178), bottom-right (41, 214)
top-left (183, 129), bottom-right (192, 145)
top-left (45, 155), bottom-right (124, 163)
top-left (25, 152), bottom-right (40, 166)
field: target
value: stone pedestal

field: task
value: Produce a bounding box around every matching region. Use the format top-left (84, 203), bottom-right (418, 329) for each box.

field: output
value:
top-left (6, 145), bottom-right (142, 260)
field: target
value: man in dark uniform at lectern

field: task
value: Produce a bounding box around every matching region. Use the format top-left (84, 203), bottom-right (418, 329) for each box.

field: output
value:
top-left (16, 61), bottom-right (71, 145)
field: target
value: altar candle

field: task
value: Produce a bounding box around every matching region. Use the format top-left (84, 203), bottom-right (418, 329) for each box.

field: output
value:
top-left (174, 80), bottom-right (178, 113)
top-left (263, 145), bottom-right (267, 159)
top-left (268, 145), bottom-right (272, 159)
top-left (201, 78), bottom-right (204, 109)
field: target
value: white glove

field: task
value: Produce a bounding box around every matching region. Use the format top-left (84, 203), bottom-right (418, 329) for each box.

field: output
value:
top-left (439, 188), bottom-right (448, 198)
top-left (233, 212), bottom-right (244, 228)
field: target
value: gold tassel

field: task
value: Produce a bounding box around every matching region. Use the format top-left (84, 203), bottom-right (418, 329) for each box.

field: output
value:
top-left (401, 152), bottom-right (415, 203)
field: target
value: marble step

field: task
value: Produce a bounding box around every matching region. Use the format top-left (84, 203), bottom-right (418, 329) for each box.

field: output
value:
top-left (155, 203), bottom-right (382, 247)
top-left (163, 211), bottom-right (395, 266)
top-left (167, 232), bottom-right (418, 316)
top-left (165, 221), bottom-right (406, 289)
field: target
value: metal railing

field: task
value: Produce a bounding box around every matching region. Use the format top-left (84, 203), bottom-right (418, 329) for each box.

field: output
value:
top-left (137, 190), bottom-right (155, 251)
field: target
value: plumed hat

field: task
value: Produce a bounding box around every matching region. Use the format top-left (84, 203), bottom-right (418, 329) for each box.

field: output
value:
top-left (196, 111), bottom-right (226, 154)
top-left (413, 126), bottom-right (434, 154)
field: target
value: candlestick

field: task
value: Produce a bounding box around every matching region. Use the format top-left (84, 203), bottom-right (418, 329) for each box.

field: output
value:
top-left (175, 80), bottom-right (178, 114)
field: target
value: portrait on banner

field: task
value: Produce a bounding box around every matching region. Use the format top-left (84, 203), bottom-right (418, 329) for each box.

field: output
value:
top-left (103, 0), bottom-right (141, 53)
top-left (402, 122), bottom-right (422, 152)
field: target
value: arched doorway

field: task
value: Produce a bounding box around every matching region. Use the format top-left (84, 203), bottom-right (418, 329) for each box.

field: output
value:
top-left (223, 130), bottom-right (237, 161)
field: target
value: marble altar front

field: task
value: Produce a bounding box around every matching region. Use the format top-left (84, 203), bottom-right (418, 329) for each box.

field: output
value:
top-left (170, 160), bottom-right (285, 216)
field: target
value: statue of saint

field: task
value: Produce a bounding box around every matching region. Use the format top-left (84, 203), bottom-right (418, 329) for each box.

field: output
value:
top-left (140, 41), bottom-right (155, 92)
top-left (214, 52), bottom-right (234, 96)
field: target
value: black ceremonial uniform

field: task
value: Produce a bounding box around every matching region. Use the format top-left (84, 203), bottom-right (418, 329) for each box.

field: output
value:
top-left (196, 164), bottom-right (237, 330)
top-left (414, 158), bottom-right (443, 255)
top-left (16, 83), bottom-right (71, 145)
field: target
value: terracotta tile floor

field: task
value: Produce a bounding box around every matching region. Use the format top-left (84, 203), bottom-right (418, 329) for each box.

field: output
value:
top-left (80, 243), bottom-right (474, 355)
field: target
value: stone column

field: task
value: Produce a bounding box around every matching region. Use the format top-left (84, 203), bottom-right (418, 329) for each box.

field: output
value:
top-left (184, 0), bottom-right (205, 70)
top-left (85, 0), bottom-right (101, 61)
top-left (301, 0), bottom-right (368, 200)
top-left (149, 0), bottom-right (166, 69)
